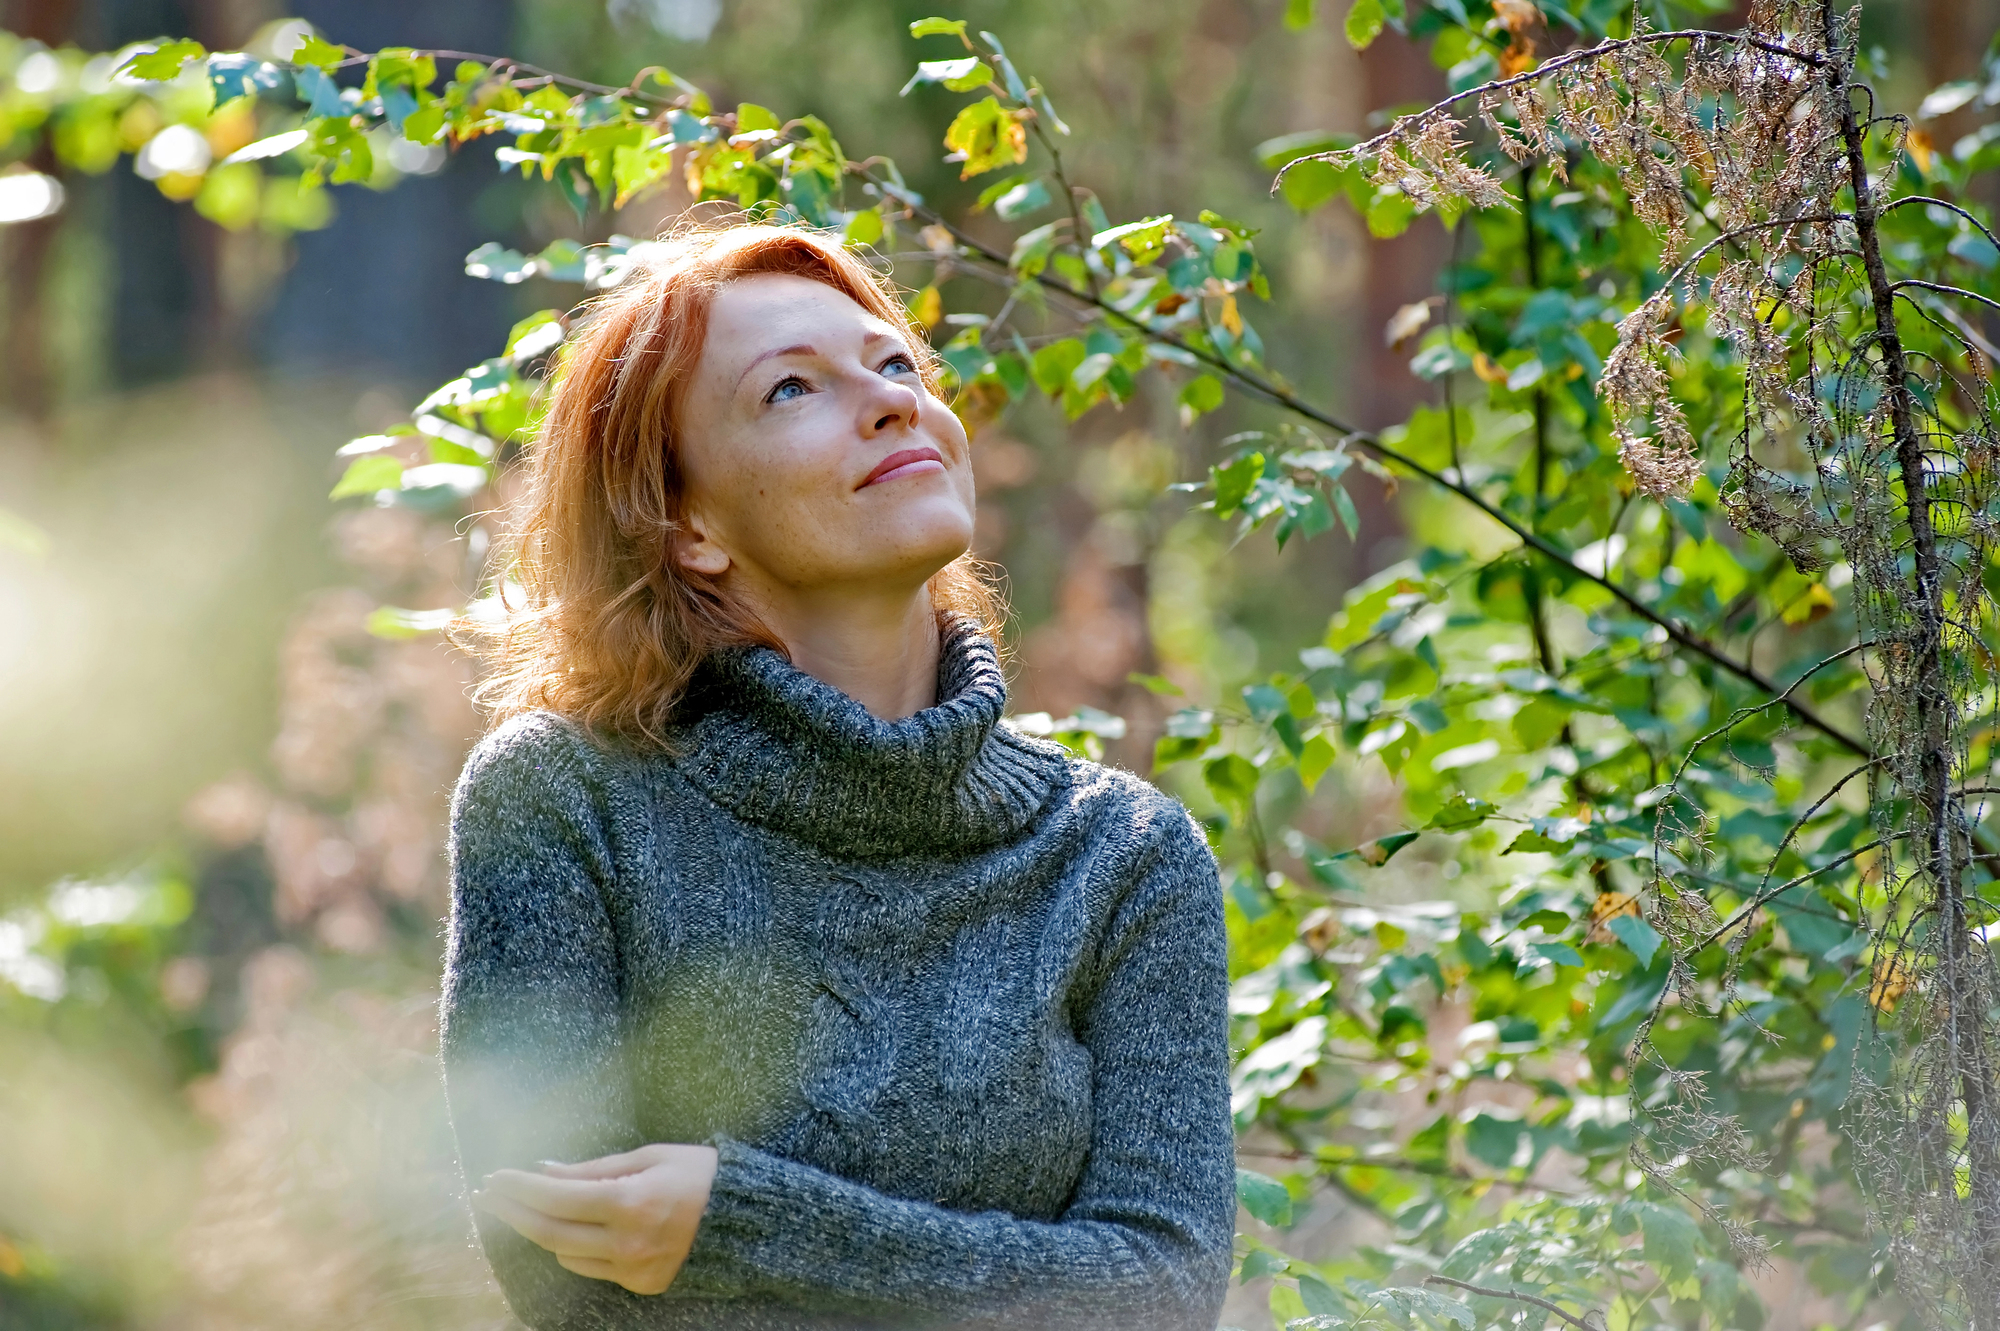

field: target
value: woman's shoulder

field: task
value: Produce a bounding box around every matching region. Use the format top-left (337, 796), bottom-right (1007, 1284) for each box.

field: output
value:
top-left (454, 710), bottom-right (632, 814)
top-left (1039, 749), bottom-right (1214, 864)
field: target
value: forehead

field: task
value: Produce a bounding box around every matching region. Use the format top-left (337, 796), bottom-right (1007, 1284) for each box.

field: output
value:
top-left (705, 272), bottom-right (901, 351)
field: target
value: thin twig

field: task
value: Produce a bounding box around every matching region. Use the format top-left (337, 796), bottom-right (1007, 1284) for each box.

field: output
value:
top-left (1652, 214), bottom-right (1848, 300)
top-left (1879, 194), bottom-right (2000, 256)
top-left (1696, 837), bottom-right (1888, 950)
top-left (1890, 278), bottom-right (2000, 318)
top-left (1423, 1275), bottom-right (1597, 1331)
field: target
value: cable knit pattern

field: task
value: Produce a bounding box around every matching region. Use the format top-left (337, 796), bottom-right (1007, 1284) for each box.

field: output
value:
top-left (440, 621), bottom-right (1235, 1330)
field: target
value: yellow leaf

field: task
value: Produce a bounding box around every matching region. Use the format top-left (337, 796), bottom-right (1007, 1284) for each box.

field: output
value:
top-left (909, 283), bottom-right (943, 330)
top-left (1869, 952), bottom-right (1913, 1012)
top-left (1472, 351), bottom-right (1509, 384)
top-left (1781, 581), bottom-right (1835, 626)
top-left (1219, 294), bottom-right (1243, 336)
top-left (1908, 128), bottom-right (1935, 176)
top-left (942, 96), bottom-right (1027, 180)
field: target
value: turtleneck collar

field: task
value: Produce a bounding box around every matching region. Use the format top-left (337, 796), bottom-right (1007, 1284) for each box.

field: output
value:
top-left (672, 617), bottom-right (1072, 861)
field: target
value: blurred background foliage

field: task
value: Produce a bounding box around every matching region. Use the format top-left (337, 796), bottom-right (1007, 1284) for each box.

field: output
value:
top-left (1, 0), bottom-right (1995, 1328)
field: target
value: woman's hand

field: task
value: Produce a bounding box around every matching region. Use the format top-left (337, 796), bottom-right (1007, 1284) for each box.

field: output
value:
top-left (474, 1143), bottom-right (719, 1295)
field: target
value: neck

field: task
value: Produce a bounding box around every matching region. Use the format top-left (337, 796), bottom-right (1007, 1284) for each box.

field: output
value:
top-left (743, 584), bottom-right (942, 721)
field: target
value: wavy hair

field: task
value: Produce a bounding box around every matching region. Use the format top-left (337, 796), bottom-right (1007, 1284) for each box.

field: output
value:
top-left (461, 220), bottom-right (1001, 748)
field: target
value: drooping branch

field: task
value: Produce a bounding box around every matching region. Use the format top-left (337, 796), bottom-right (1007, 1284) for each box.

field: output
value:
top-left (1272, 27), bottom-right (1828, 194)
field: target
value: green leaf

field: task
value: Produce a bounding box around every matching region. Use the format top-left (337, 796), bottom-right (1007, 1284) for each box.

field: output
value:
top-left (991, 177), bottom-right (1051, 220)
top-left (505, 310), bottom-right (564, 360)
top-left (1344, 0), bottom-right (1386, 49)
top-left (909, 17), bottom-right (970, 39)
top-left (289, 33), bottom-right (345, 70)
top-left (613, 144), bottom-right (675, 206)
top-left (464, 241), bottom-right (534, 283)
top-left (1256, 129), bottom-right (1353, 170)
top-left (1346, 830), bottom-right (1419, 866)
top-left (1427, 792), bottom-right (1496, 831)
top-left (1465, 1112), bottom-right (1528, 1169)
top-left (1530, 941), bottom-right (1586, 969)
top-left (1607, 913), bottom-right (1663, 968)
top-left (1329, 485), bottom-right (1359, 539)
top-left (1091, 214), bottom-right (1174, 266)
top-left (1636, 1202), bottom-right (1703, 1282)
top-left (1239, 1248), bottom-right (1290, 1281)
top-left (365, 605), bottom-right (456, 639)
top-left (1284, 0), bottom-right (1319, 29)
top-left (901, 57), bottom-right (994, 96)
top-left (1376, 1287), bottom-right (1476, 1330)
top-left (1030, 338), bottom-right (1087, 396)
top-left (1298, 1273), bottom-right (1343, 1316)
top-left (1235, 1168), bottom-right (1293, 1227)
top-left (330, 455), bottom-right (404, 499)
top-left (1278, 159), bottom-right (1343, 212)
top-left (1179, 374), bottom-right (1226, 420)
top-left (1298, 733), bottom-right (1336, 792)
top-left (735, 102), bottom-right (782, 133)
top-left (843, 207), bottom-right (885, 247)
top-left (1211, 452), bottom-right (1264, 517)
top-left (1919, 79), bottom-right (1980, 119)
top-left (1365, 187), bottom-right (1416, 238)
top-left (121, 39), bottom-right (206, 81)
top-left (1203, 754), bottom-right (1261, 810)
top-left (208, 53), bottom-right (286, 106)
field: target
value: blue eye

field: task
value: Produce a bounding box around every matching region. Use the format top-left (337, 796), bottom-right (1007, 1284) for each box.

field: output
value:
top-left (767, 376), bottom-right (808, 403)
top-left (881, 354), bottom-right (916, 376)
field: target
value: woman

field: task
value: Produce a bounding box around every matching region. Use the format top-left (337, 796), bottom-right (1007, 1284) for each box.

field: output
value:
top-left (442, 221), bottom-right (1234, 1330)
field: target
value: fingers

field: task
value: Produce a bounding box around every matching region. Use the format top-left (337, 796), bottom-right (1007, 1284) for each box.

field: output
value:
top-left (537, 1144), bottom-right (671, 1180)
top-left (474, 1189), bottom-right (611, 1258)
top-left (487, 1168), bottom-right (621, 1222)
top-left (555, 1253), bottom-right (621, 1283)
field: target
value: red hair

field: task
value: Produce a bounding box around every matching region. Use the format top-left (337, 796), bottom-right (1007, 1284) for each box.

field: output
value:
top-left (463, 220), bottom-right (1000, 747)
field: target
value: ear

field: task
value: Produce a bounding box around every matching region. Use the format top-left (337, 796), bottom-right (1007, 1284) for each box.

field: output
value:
top-left (673, 509), bottom-right (732, 578)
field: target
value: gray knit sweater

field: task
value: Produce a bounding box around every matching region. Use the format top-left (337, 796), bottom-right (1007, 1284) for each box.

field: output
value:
top-left (440, 621), bottom-right (1235, 1330)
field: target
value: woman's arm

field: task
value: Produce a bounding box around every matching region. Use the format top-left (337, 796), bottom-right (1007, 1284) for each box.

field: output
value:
top-left (441, 719), bottom-right (734, 1326)
top-left (492, 800), bottom-right (1237, 1330)
top-left (688, 805), bottom-right (1235, 1328)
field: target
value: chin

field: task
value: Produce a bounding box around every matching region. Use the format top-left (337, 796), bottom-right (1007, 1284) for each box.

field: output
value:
top-left (853, 508), bottom-right (975, 586)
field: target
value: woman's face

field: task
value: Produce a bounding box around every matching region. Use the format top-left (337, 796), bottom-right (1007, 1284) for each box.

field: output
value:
top-left (672, 273), bottom-right (975, 604)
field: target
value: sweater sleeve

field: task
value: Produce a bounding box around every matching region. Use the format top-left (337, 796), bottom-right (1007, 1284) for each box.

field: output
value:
top-left (440, 719), bottom-right (739, 1328)
top-left (674, 799), bottom-right (1237, 1330)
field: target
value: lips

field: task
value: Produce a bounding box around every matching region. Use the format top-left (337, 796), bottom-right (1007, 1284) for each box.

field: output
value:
top-left (859, 446), bottom-right (946, 488)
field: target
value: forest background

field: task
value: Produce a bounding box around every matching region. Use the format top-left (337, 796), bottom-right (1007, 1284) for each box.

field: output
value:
top-left (1, 0), bottom-right (1995, 1329)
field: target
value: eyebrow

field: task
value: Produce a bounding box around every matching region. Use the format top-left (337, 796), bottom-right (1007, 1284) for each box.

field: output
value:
top-left (735, 330), bottom-right (902, 393)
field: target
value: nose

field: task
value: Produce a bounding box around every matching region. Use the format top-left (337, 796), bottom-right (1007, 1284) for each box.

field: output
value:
top-left (860, 374), bottom-right (922, 437)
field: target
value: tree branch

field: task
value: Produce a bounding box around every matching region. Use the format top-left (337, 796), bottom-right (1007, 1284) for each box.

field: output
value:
top-left (1423, 1275), bottom-right (1598, 1331)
